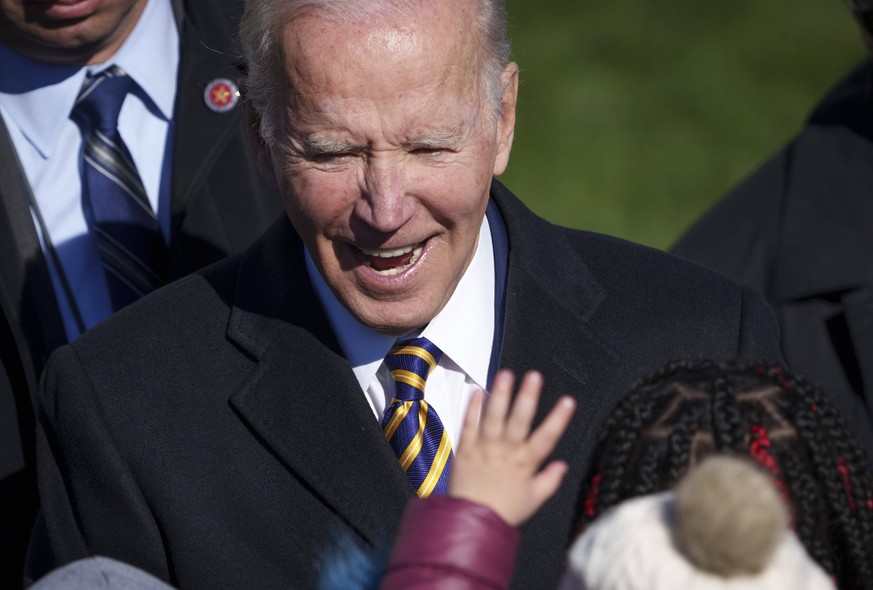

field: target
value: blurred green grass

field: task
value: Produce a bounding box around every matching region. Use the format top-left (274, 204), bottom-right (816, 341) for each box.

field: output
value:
top-left (501, 0), bottom-right (865, 249)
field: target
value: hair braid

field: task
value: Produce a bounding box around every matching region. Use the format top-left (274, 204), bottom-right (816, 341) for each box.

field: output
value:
top-left (709, 376), bottom-right (744, 449)
top-left (664, 404), bottom-right (701, 486)
top-left (572, 359), bottom-right (873, 589)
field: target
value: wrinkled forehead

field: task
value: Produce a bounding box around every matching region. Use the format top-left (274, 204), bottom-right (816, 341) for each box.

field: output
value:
top-left (281, 0), bottom-right (478, 44)
top-left (277, 0), bottom-right (481, 96)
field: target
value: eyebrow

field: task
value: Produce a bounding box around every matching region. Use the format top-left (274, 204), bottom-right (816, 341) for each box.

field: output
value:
top-left (300, 135), bottom-right (360, 155)
top-left (406, 128), bottom-right (464, 150)
top-left (298, 126), bottom-right (466, 155)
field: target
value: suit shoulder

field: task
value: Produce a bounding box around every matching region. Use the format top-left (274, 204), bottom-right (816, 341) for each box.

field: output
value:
top-left (72, 253), bottom-right (243, 354)
top-left (556, 228), bottom-right (780, 361)
top-left (561, 227), bottom-right (772, 329)
top-left (563, 227), bottom-right (745, 293)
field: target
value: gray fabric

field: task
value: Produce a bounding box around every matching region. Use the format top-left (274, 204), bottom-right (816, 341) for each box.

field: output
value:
top-left (31, 558), bottom-right (175, 590)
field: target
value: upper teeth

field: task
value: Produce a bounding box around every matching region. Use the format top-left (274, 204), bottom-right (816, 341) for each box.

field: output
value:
top-left (358, 244), bottom-right (416, 257)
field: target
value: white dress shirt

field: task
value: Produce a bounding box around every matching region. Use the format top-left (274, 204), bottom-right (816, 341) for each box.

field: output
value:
top-left (0, 0), bottom-right (179, 341)
top-left (307, 216), bottom-right (496, 449)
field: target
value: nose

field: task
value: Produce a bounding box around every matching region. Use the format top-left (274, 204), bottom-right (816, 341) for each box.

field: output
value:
top-left (356, 158), bottom-right (414, 233)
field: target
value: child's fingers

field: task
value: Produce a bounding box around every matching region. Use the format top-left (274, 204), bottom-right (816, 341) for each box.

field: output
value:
top-left (457, 389), bottom-right (484, 449)
top-left (481, 369), bottom-right (515, 439)
top-left (505, 370), bottom-right (544, 442)
top-left (527, 395), bottom-right (576, 462)
top-left (529, 460), bottom-right (570, 510)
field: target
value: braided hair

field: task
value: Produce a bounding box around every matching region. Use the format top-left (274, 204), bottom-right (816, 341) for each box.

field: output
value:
top-left (574, 359), bottom-right (873, 590)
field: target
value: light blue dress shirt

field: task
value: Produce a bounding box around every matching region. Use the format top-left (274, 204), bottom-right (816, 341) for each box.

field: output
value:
top-left (0, 0), bottom-right (179, 341)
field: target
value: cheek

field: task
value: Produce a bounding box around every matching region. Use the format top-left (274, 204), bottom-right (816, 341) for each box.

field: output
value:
top-left (423, 160), bottom-right (493, 225)
top-left (281, 169), bottom-right (358, 235)
top-left (3, 0), bottom-right (32, 21)
top-left (0, 2), bottom-right (18, 21)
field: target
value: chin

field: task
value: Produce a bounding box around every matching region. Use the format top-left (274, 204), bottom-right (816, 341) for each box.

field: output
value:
top-left (352, 304), bottom-right (434, 336)
top-left (362, 313), bottom-right (426, 336)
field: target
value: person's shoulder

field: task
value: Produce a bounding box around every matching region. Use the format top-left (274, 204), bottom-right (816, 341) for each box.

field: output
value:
top-left (791, 58), bottom-right (873, 175)
top-left (72, 252), bottom-right (243, 354)
top-left (558, 228), bottom-right (769, 331)
top-left (42, 252), bottom-right (248, 418)
top-left (494, 181), bottom-right (753, 300)
top-left (808, 59), bottom-right (873, 134)
top-left (564, 227), bottom-right (742, 292)
top-left (563, 227), bottom-right (780, 360)
top-left (553, 226), bottom-right (781, 362)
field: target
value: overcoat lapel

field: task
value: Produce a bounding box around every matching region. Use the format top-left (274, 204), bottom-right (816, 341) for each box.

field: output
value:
top-left (491, 182), bottom-right (621, 470)
top-left (226, 220), bottom-right (412, 548)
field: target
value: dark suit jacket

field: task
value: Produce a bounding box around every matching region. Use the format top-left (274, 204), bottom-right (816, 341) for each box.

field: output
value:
top-left (31, 180), bottom-right (781, 590)
top-left (0, 1), bottom-right (281, 586)
top-left (672, 59), bottom-right (873, 462)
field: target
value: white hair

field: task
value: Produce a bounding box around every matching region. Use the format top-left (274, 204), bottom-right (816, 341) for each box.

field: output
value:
top-left (239, 0), bottom-right (511, 147)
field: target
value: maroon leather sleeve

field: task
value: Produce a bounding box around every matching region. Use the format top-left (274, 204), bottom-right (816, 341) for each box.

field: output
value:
top-left (380, 496), bottom-right (521, 590)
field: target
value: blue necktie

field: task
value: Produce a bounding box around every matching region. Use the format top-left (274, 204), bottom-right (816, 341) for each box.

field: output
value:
top-left (71, 65), bottom-right (167, 311)
top-left (381, 338), bottom-right (453, 497)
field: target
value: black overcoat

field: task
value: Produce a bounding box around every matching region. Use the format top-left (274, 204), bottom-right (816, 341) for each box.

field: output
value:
top-left (32, 180), bottom-right (781, 589)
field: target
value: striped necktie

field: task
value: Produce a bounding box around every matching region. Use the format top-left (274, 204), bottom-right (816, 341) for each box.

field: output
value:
top-left (381, 338), bottom-right (453, 497)
top-left (71, 65), bottom-right (167, 311)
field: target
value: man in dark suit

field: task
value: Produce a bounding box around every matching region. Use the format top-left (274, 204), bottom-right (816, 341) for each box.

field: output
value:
top-left (29, 0), bottom-right (781, 588)
top-left (672, 11), bottom-right (873, 462)
top-left (0, 0), bottom-right (280, 586)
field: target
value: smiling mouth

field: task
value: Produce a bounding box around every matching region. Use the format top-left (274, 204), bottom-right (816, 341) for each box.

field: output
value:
top-left (357, 243), bottom-right (424, 276)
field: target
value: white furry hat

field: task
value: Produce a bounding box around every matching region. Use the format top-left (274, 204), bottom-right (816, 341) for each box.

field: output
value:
top-left (558, 456), bottom-right (834, 590)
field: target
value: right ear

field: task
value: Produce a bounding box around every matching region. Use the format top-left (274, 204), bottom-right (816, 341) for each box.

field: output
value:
top-left (240, 78), bottom-right (279, 190)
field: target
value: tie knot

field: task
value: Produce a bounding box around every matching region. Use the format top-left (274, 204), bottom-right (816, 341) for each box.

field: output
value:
top-left (71, 65), bottom-right (137, 132)
top-left (385, 337), bottom-right (443, 401)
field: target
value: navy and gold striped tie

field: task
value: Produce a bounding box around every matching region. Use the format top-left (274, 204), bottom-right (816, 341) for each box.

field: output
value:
top-left (381, 338), bottom-right (453, 497)
top-left (71, 65), bottom-right (167, 311)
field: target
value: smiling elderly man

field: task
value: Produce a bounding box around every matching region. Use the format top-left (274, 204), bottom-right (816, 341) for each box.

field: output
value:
top-left (30, 0), bottom-right (781, 588)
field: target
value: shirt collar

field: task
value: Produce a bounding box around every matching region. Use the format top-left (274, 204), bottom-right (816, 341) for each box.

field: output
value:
top-left (0, 0), bottom-right (178, 160)
top-left (99, 0), bottom-right (178, 121)
top-left (420, 216), bottom-right (495, 390)
top-left (306, 213), bottom-right (496, 392)
top-left (0, 48), bottom-right (82, 159)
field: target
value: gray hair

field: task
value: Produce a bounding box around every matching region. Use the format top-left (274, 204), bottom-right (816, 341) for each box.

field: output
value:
top-left (239, 0), bottom-right (511, 147)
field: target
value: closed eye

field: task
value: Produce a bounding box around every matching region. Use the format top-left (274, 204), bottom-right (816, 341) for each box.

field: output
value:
top-left (410, 145), bottom-right (457, 158)
top-left (298, 135), bottom-right (362, 165)
top-left (311, 151), bottom-right (354, 163)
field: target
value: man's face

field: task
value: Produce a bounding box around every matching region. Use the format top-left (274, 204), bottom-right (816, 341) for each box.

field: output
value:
top-left (0, 0), bottom-right (147, 65)
top-left (265, 1), bottom-right (517, 335)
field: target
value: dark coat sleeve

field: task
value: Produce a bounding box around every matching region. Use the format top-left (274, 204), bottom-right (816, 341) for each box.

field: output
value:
top-left (381, 497), bottom-right (520, 590)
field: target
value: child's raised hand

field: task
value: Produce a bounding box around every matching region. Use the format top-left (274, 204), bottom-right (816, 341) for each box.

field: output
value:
top-left (449, 369), bottom-right (576, 526)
